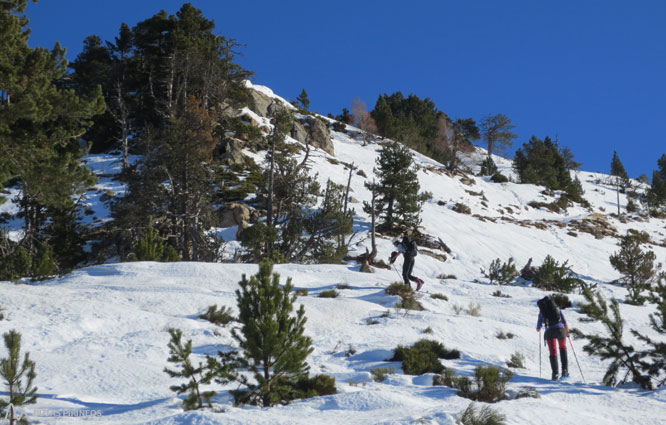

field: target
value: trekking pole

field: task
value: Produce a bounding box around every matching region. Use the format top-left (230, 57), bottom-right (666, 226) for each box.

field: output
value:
top-left (568, 335), bottom-right (586, 384)
top-left (391, 264), bottom-right (403, 281)
top-left (538, 330), bottom-right (542, 378)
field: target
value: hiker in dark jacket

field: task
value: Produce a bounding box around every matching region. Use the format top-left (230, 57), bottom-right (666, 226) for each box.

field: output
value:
top-left (389, 236), bottom-right (424, 290)
top-left (537, 297), bottom-right (570, 380)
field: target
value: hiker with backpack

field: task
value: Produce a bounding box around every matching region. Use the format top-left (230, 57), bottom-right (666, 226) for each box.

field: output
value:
top-left (389, 235), bottom-right (424, 290)
top-left (537, 296), bottom-right (570, 380)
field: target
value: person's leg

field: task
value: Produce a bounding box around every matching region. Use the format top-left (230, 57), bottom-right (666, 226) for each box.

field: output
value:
top-left (402, 257), bottom-right (413, 287)
top-left (558, 337), bottom-right (568, 377)
top-left (546, 337), bottom-right (559, 380)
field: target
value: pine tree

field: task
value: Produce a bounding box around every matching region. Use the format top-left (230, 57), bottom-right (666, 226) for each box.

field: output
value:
top-left (0, 330), bottom-right (38, 416)
top-left (610, 151), bottom-right (629, 214)
top-left (479, 113), bottom-right (517, 160)
top-left (1, 1), bottom-right (105, 267)
top-left (513, 136), bottom-right (572, 191)
top-left (364, 141), bottom-right (429, 232)
top-left (297, 89), bottom-right (310, 110)
top-left (632, 275), bottom-right (666, 387)
top-left (647, 170), bottom-right (666, 208)
top-left (232, 260), bottom-right (313, 406)
top-left (164, 328), bottom-right (216, 410)
top-left (573, 289), bottom-right (652, 388)
top-left (609, 234), bottom-right (658, 305)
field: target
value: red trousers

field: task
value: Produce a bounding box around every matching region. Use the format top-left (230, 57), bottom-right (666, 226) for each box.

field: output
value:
top-left (546, 338), bottom-right (566, 356)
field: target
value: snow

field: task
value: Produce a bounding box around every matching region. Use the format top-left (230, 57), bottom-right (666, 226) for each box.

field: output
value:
top-left (1, 91), bottom-right (666, 424)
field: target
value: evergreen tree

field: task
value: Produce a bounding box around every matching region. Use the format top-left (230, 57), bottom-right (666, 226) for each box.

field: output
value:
top-left (104, 4), bottom-right (253, 261)
top-left (446, 118), bottom-right (480, 172)
top-left (231, 260), bottom-right (313, 406)
top-left (560, 146), bottom-right (582, 171)
top-left (513, 136), bottom-right (572, 191)
top-left (164, 328), bottom-right (216, 410)
top-left (0, 1), bottom-right (104, 272)
top-left (0, 330), bottom-right (38, 416)
top-left (609, 234), bottom-right (658, 305)
top-left (335, 108), bottom-right (353, 124)
top-left (647, 170), bottom-right (666, 208)
top-left (657, 154), bottom-right (666, 180)
top-left (296, 89), bottom-right (310, 110)
top-left (611, 151), bottom-right (629, 181)
top-left (573, 289), bottom-right (652, 388)
top-left (364, 141), bottom-right (429, 231)
top-left (632, 276), bottom-right (666, 387)
top-left (479, 113), bottom-right (517, 160)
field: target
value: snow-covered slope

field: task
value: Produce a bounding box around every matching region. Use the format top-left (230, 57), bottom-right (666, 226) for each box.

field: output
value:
top-left (1, 85), bottom-right (666, 424)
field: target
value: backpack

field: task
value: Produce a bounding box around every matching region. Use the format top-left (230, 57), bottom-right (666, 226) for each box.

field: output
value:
top-left (537, 296), bottom-right (561, 327)
top-left (403, 236), bottom-right (418, 257)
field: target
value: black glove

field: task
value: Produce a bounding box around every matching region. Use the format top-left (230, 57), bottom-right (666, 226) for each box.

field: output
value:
top-left (389, 252), bottom-right (398, 264)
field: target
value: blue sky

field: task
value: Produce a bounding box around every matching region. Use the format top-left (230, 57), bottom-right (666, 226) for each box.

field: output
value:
top-left (26, 0), bottom-right (666, 179)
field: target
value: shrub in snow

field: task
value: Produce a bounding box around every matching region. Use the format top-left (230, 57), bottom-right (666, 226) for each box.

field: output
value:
top-left (386, 282), bottom-right (423, 311)
top-left (164, 328), bottom-right (220, 410)
top-left (430, 293), bottom-right (448, 301)
top-left (452, 202), bottom-right (471, 214)
top-left (0, 246), bottom-right (32, 281)
top-left (318, 289), bottom-right (339, 298)
top-left (457, 402), bottom-right (507, 425)
top-left (199, 305), bottom-right (235, 326)
top-left (491, 290), bottom-right (511, 298)
top-left (432, 368), bottom-right (457, 387)
top-left (490, 172), bottom-right (508, 183)
top-left (458, 366), bottom-right (513, 403)
top-left (478, 157), bottom-right (498, 176)
top-left (481, 258), bottom-right (518, 285)
top-left (370, 366), bottom-right (396, 382)
top-left (532, 255), bottom-right (582, 293)
top-left (495, 331), bottom-right (514, 340)
top-left (391, 339), bottom-right (460, 375)
top-left (0, 330), bottom-right (38, 415)
top-left (294, 288), bottom-right (308, 296)
top-left (506, 352), bottom-right (525, 369)
top-left (132, 216), bottom-right (180, 262)
top-left (515, 387), bottom-right (541, 399)
top-left (466, 303), bottom-right (482, 317)
top-left (31, 243), bottom-right (58, 281)
top-left (609, 233), bottom-right (659, 305)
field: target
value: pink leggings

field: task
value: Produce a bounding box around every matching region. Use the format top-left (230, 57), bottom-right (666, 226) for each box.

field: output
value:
top-left (546, 338), bottom-right (567, 356)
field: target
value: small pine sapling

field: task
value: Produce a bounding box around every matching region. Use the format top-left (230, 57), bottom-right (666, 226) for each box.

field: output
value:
top-left (199, 305), bottom-right (234, 326)
top-left (458, 403), bottom-right (507, 425)
top-left (481, 258), bottom-right (518, 285)
top-left (609, 234), bottom-right (659, 305)
top-left (231, 260), bottom-right (314, 406)
top-left (164, 328), bottom-right (216, 410)
top-left (0, 330), bottom-right (38, 417)
top-left (573, 289), bottom-right (652, 389)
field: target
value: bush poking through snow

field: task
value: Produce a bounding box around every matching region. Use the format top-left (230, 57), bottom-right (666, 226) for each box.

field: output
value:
top-left (549, 292), bottom-right (572, 309)
top-left (430, 293), bottom-right (448, 301)
top-left (0, 330), bottom-right (38, 415)
top-left (609, 233), bottom-right (659, 305)
top-left (481, 258), bottom-right (518, 285)
top-left (460, 366), bottom-right (513, 402)
top-left (319, 289), bottom-right (339, 298)
top-left (199, 305), bottom-right (235, 326)
top-left (386, 282), bottom-right (423, 311)
top-left (457, 403), bottom-right (507, 425)
top-left (506, 352), bottom-right (525, 369)
top-left (294, 288), bottom-right (309, 296)
top-left (466, 303), bottom-right (482, 317)
top-left (532, 255), bottom-right (583, 293)
top-left (515, 387), bottom-right (541, 399)
top-left (370, 366), bottom-right (396, 382)
top-left (164, 328), bottom-right (218, 410)
top-left (491, 290), bottom-right (511, 298)
top-left (452, 202), bottom-right (472, 214)
top-left (495, 331), bottom-right (514, 340)
top-left (391, 339), bottom-right (460, 375)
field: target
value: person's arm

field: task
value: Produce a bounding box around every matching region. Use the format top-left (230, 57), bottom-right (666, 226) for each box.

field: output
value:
top-left (536, 313), bottom-right (543, 331)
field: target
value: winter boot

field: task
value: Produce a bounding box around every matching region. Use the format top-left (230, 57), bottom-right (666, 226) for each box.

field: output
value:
top-left (549, 355), bottom-right (559, 381)
top-left (416, 278), bottom-right (424, 291)
top-left (560, 350), bottom-right (569, 378)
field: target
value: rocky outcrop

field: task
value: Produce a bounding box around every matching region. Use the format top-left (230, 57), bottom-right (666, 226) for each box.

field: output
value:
top-left (220, 203), bottom-right (252, 230)
top-left (248, 89), bottom-right (275, 117)
top-left (214, 138), bottom-right (245, 165)
top-left (291, 116), bottom-right (334, 155)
